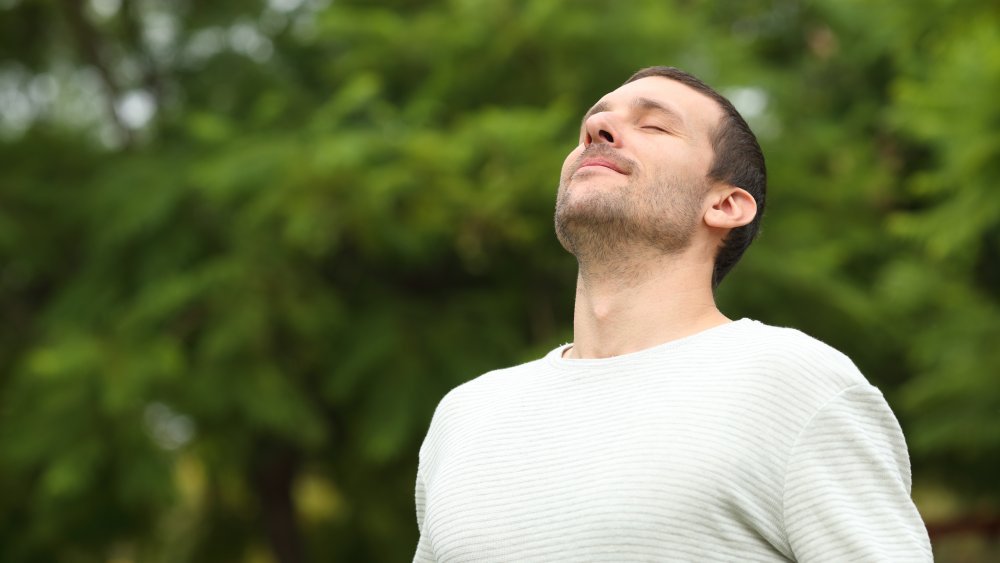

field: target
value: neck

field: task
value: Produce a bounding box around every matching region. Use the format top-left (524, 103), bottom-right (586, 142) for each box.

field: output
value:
top-left (567, 248), bottom-right (729, 359)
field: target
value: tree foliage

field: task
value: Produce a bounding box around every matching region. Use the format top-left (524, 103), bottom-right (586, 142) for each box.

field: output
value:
top-left (0, 0), bottom-right (997, 561)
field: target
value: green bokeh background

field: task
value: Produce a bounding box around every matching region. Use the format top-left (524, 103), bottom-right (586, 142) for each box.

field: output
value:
top-left (1, 0), bottom-right (998, 561)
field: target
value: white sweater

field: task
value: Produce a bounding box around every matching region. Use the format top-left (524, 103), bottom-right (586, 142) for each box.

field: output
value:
top-left (413, 319), bottom-right (932, 562)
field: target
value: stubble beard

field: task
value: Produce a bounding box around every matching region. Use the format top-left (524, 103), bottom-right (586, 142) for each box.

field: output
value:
top-left (554, 169), bottom-right (705, 280)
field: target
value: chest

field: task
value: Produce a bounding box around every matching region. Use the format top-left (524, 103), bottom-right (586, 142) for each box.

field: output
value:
top-left (421, 382), bottom-right (793, 561)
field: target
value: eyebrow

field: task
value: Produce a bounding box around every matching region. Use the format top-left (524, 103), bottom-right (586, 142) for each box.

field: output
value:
top-left (579, 97), bottom-right (687, 131)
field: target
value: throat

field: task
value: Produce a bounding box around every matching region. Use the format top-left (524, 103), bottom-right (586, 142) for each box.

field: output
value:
top-left (569, 260), bottom-right (726, 359)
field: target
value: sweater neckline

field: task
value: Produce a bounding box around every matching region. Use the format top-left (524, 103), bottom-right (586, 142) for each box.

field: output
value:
top-left (545, 318), bottom-right (755, 369)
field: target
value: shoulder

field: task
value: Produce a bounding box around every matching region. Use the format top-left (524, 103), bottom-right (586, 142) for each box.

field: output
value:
top-left (438, 355), bottom-right (550, 411)
top-left (419, 354), bottom-right (552, 451)
top-left (737, 320), bottom-right (868, 389)
top-left (718, 320), bottom-right (877, 419)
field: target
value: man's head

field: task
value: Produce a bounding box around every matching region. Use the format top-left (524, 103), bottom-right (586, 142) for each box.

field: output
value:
top-left (554, 66), bottom-right (766, 287)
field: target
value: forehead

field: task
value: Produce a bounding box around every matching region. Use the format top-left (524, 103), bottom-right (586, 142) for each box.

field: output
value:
top-left (597, 76), bottom-right (723, 138)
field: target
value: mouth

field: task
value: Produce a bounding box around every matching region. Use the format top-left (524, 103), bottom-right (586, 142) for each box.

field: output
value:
top-left (577, 159), bottom-right (622, 174)
top-left (575, 155), bottom-right (629, 175)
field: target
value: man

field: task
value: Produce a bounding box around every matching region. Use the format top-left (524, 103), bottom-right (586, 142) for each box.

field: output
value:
top-left (412, 67), bottom-right (932, 562)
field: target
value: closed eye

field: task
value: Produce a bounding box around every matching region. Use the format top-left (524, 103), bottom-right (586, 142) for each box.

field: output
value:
top-left (641, 125), bottom-right (669, 133)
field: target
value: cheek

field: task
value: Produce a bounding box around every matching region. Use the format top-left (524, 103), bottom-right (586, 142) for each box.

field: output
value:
top-left (560, 146), bottom-right (583, 179)
top-left (692, 143), bottom-right (715, 177)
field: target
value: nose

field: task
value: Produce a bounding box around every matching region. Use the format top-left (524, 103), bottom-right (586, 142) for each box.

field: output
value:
top-left (583, 111), bottom-right (622, 148)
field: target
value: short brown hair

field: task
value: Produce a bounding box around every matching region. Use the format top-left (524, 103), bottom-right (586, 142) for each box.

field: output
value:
top-left (626, 66), bottom-right (767, 288)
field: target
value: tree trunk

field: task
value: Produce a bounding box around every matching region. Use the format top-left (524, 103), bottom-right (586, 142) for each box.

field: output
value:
top-left (252, 442), bottom-right (304, 563)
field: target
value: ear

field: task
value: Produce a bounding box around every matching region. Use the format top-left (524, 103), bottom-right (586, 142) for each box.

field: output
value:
top-left (704, 186), bottom-right (757, 230)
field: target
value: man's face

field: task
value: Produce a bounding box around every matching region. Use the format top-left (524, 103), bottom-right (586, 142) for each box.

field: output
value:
top-left (555, 76), bottom-right (724, 261)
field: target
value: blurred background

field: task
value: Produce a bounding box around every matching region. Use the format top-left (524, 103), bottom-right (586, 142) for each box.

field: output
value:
top-left (0, 0), bottom-right (997, 561)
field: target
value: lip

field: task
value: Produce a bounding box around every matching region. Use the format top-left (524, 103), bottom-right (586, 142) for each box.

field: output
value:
top-left (577, 157), bottom-right (626, 174)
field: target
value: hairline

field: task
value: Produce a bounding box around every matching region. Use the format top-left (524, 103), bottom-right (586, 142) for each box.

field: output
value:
top-left (623, 75), bottom-right (729, 176)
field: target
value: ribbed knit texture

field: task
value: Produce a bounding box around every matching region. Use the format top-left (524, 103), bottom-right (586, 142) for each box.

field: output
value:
top-left (413, 319), bottom-right (932, 562)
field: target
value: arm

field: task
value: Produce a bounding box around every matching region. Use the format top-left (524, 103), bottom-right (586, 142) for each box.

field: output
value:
top-left (413, 465), bottom-right (435, 562)
top-left (782, 384), bottom-right (933, 562)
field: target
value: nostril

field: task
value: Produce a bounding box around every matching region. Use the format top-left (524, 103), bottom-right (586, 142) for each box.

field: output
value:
top-left (599, 130), bottom-right (614, 143)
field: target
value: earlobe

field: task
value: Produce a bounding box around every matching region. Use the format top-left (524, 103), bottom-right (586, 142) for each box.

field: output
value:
top-left (704, 187), bottom-right (757, 230)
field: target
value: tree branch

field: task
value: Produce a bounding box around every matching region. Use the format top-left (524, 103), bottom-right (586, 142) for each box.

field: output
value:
top-left (119, 0), bottom-right (165, 103)
top-left (58, 0), bottom-right (134, 146)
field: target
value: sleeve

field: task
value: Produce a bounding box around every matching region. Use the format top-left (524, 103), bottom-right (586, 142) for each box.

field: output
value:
top-left (412, 459), bottom-right (435, 562)
top-left (782, 384), bottom-right (933, 562)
